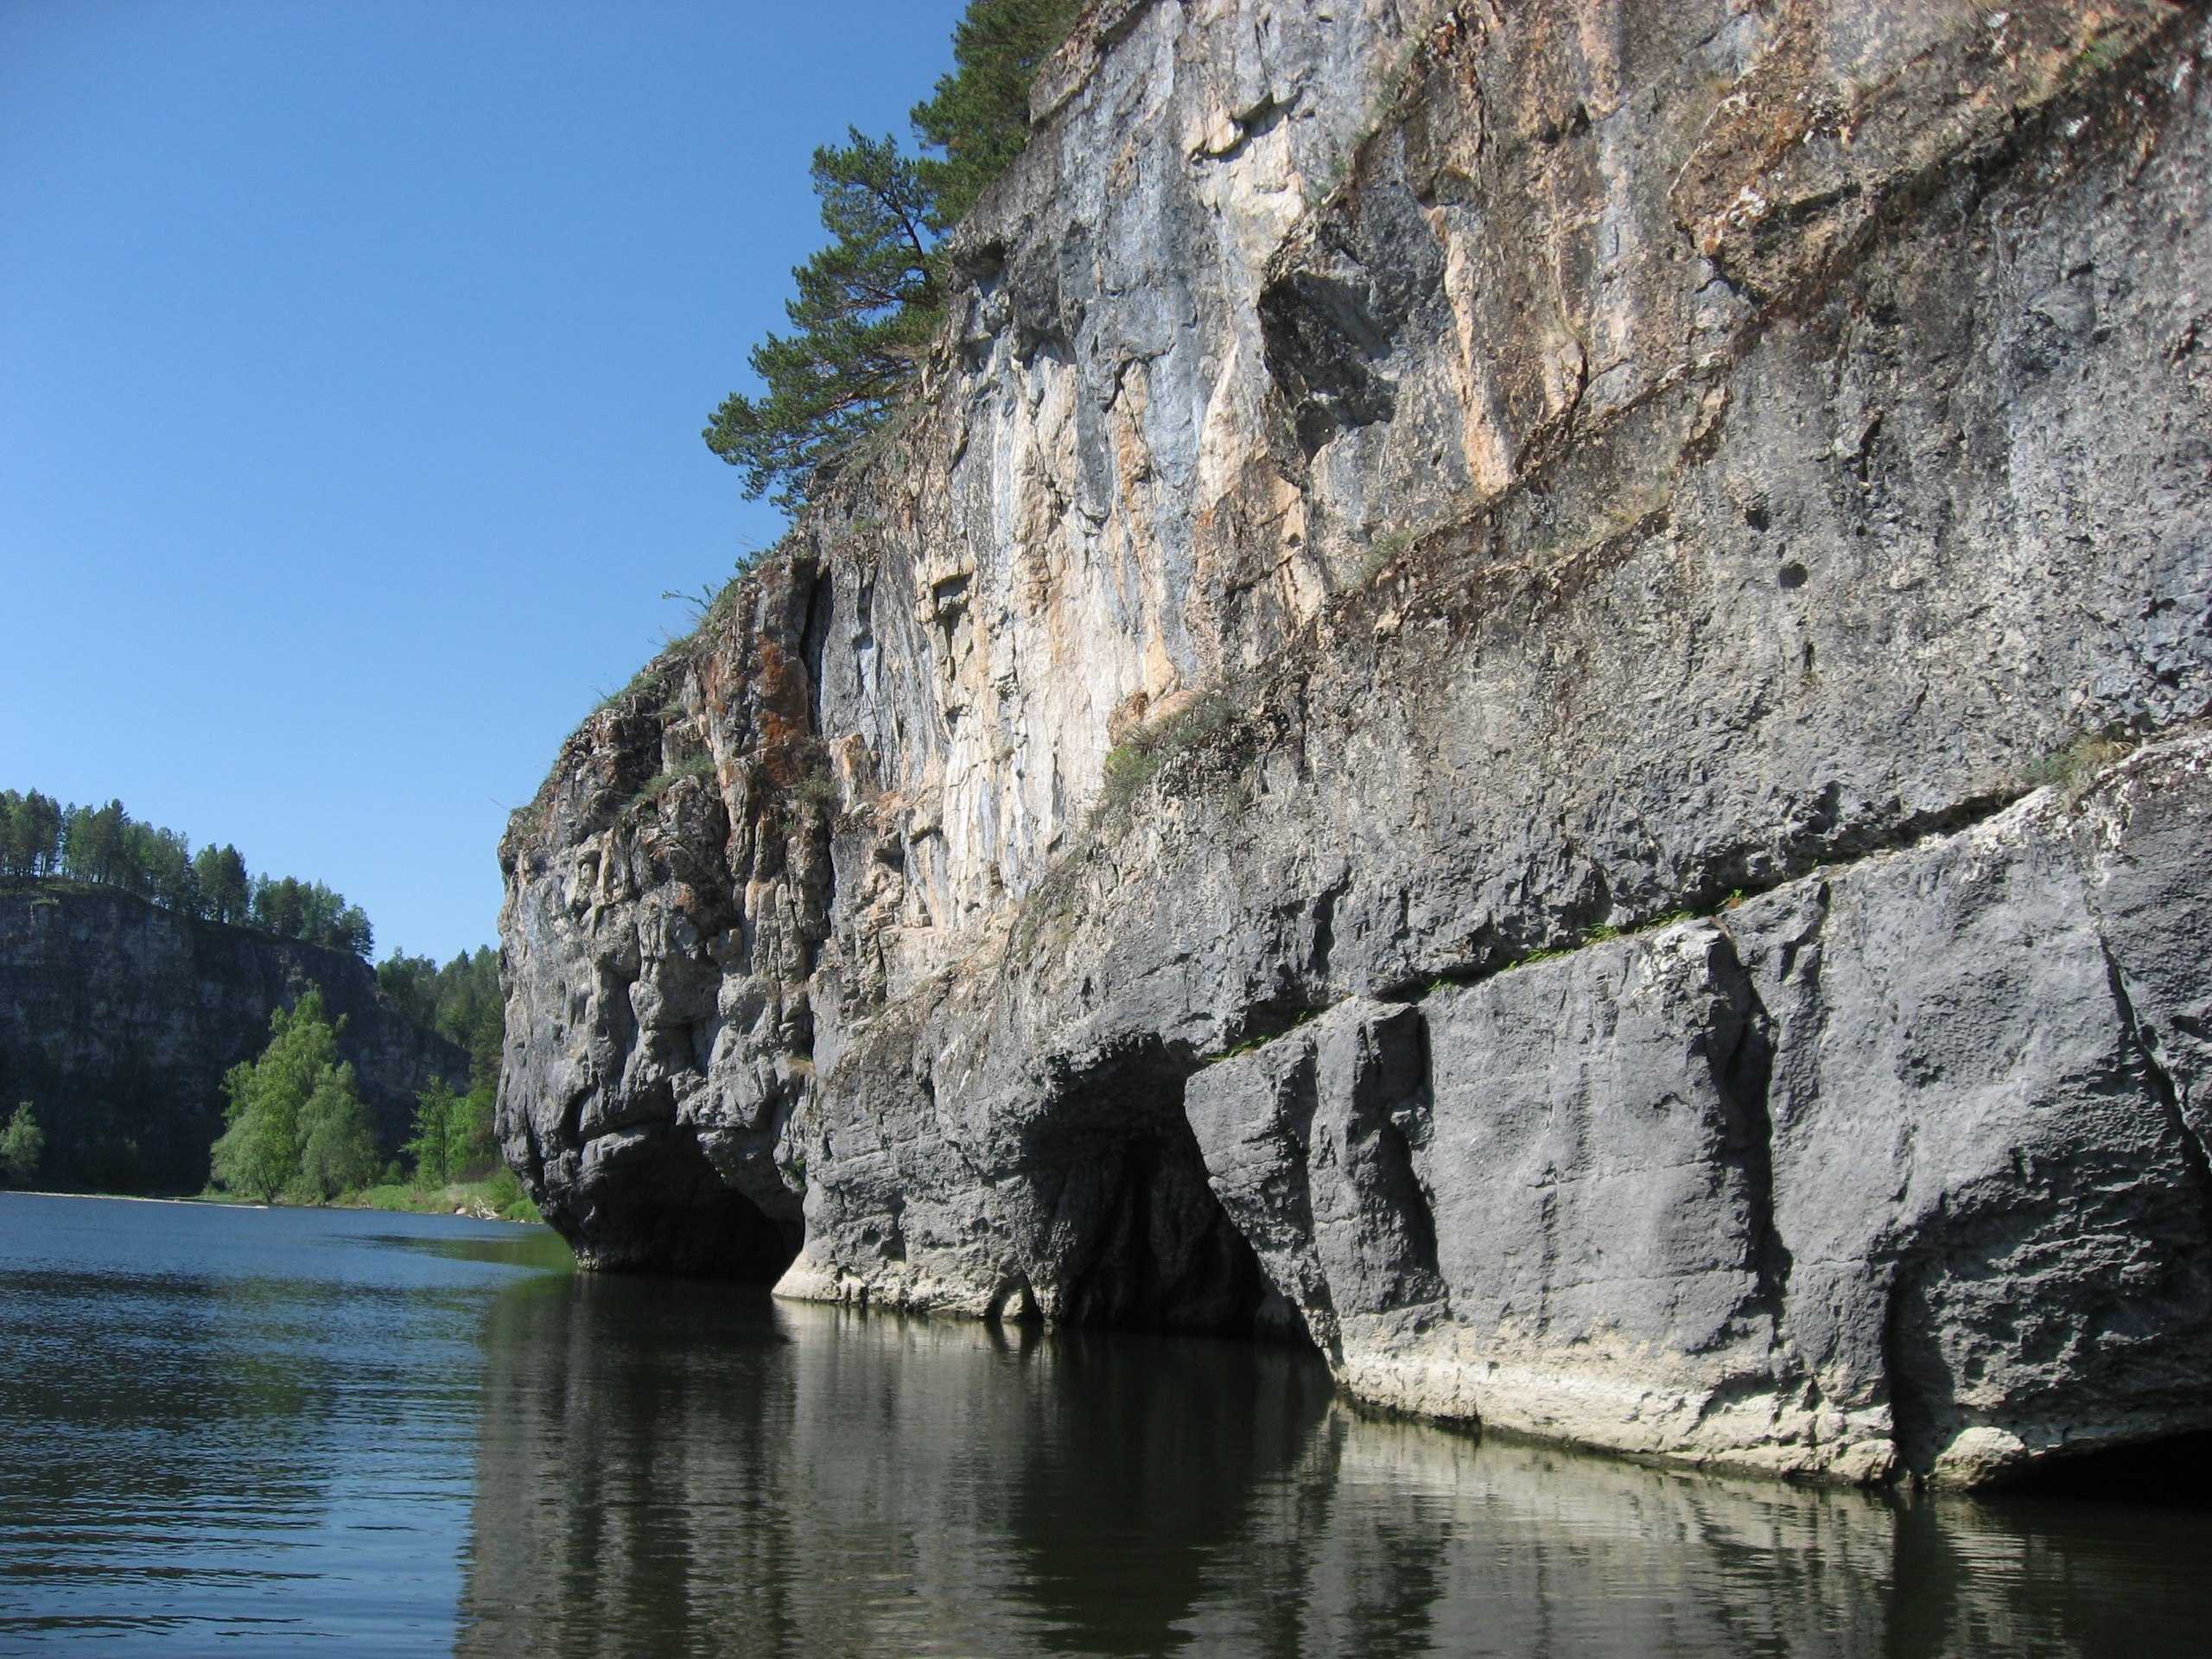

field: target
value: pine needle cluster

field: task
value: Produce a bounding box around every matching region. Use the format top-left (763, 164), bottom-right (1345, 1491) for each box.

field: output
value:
top-left (703, 0), bottom-right (1084, 512)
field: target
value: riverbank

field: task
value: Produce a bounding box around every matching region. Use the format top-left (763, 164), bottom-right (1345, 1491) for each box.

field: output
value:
top-left (3, 1171), bottom-right (541, 1224)
top-left (350, 1175), bottom-right (541, 1224)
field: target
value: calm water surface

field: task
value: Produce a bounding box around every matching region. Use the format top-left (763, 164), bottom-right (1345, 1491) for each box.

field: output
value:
top-left (2, 1192), bottom-right (2208, 1656)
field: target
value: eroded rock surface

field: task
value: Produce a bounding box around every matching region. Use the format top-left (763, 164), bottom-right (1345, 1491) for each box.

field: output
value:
top-left (499, 0), bottom-right (2212, 1483)
top-left (1188, 737), bottom-right (2212, 1484)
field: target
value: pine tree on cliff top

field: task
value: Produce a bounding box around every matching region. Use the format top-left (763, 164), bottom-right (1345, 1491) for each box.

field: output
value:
top-left (911, 0), bottom-right (1084, 232)
top-left (702, 130), bottom-right (941, 512)
top-left (703, 0), bottom-right (1082, 512)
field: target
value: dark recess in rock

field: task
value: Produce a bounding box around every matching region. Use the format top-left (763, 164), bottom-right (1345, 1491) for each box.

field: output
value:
top-left (1997, 1428), bottom-right (2212, 1508)
top-left (1024, 1047), bottom-right (1295, 1338)
top-left (1258, 269), bottom-right (1398, 455)
top-left (554, 1124), bottom-right (803, 1284)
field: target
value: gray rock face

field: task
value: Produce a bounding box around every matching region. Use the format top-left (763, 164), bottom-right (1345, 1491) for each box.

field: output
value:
top-left (498, 0), bottom-right (2212, 1483)
top-left (495, 560), bottom-right (826, 1275)
top-left (0, 886), bottom-right (467, 1191)
top-left (1186, 736), bottom-right (2212, 1484)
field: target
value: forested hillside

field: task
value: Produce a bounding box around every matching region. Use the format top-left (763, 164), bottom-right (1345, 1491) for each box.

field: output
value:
top-left (0, 883), bottom-right (466, 1192)
top-left (0, 791), bottom-right (499, 1193)
top-left (1, 788), bottom-right (372, 957)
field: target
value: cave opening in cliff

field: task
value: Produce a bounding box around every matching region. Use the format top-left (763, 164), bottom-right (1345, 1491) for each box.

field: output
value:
top-left (694, 1186), bottom-right (805, 1286)
top-left (580, 1181), bottom-right (803, 1285)
top-left (1996, 1429), bottom-right (2212, 1507)
top-left (569, 1125), bottom-right (804, 1284)
top-left (1023, 1039), bottom-right (1308, 1346)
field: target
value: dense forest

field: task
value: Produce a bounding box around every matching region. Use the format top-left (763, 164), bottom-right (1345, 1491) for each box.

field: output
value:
top-left (1, 788), bottom-right (374, 957)
top-left (375, 946), bottom-right (503, 1090)
top-left (1, 787), bottom-right (508, 1124)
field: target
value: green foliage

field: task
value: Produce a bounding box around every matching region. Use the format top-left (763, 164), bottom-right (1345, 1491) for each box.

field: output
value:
top-left (1200, 1007), bottom-right (1320, 1068)
top-left (1095, 692), bottom-right (1241, 823)
top-left (911, 0), bottom-right (1084, 231)
top-left (1509, 946), bottom-right (1570, 971)
top-left (248, 874), bottom-right (372, 957)
top-left (295, 1070), bottom-right (379, 1202)
top-left (192, 843), bottom-right (251, 925)
top-left (660, 581), bottom-right (725, 623)
top-left (704, 0), bottom-right (1082, 512)
top-left (791, 763), bottom-right (842, 813)
top-left (1498, 895), bottom-right (1753, 977)
top-left (405, 1077), bottom-right (461, 1185)
top-left (209, 991), bottom-right (375, 1204)
top-left (2, 786), bottom-right (369, 953)
top-left (703, 131), bottom-right (943, 512)
top-left (1, 1103), bottom-right (44, 1183)
top-left (593, 662), bottom-right (671, 720)
top-left (2024, 732), bottom-right (2135, 796)
top-left (406, 1077), bottom-right (497, 1186)
top-left (482, 1163), bottom-right (543, 1224)
top-left (376, 944), bottom-right (503, 1088)
top-left (0, 790), bottom-right (62, 877)
top-left (353, 1182), bottom-right (429, 1212)
top-left (456, 1085), bottom-right (496, 1176)
top-left (633, 752), bottom-right (719, 810)
top-left (60, 798), bottom-right (134, 887)
top-left (355, 1165), bottom-right (542, 1224)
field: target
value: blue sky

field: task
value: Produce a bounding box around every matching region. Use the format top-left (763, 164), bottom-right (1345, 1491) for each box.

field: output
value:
top-left (1, 0), bottom-right (963, 963)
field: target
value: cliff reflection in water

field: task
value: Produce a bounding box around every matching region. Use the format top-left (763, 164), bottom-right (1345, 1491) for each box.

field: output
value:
top-left (457, 1274), bottom-right (2212, 1657)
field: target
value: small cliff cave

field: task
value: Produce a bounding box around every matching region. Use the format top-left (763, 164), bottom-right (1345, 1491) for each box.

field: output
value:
top-left (563, 1126), bottom-right (803, 1285)
top-left (682, 1186), bottom-right (804, 1286)
top-left (1996, 1430), bottom-right (2212, 1508)
top-left (1011, 1039), bottom-right (1307, 1344)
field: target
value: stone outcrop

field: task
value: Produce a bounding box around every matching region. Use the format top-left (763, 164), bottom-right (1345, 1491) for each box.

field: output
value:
top-left (0, 885), bottom-right (468, 1191)
top-left (1187, 738), bottom-right (2212, 1485)
top-left (498, 0), bottom-right (2212, 1485)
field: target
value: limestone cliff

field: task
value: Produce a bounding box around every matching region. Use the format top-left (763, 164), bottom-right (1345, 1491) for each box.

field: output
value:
top-left (499, 0), bottom-right (2212, 1487)
top-left (0, 885), bottom-right (468, 1191)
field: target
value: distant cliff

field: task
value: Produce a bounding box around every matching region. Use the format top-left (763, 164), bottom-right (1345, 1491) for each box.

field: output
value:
top-left (499, 0), bottom-right (2212, 1489)
top-left (0, 883), bottom-right (467, 1191)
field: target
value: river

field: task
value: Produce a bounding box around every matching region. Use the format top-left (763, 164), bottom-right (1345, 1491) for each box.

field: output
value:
top-left (1, 1192), bottom-right (2205, 1655)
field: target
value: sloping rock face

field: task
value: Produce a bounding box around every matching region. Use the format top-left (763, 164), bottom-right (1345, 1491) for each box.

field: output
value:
top-left (0, 886), bottom-right (468, 1191)
top-left (499, 0), bottom-right (2212, 1484)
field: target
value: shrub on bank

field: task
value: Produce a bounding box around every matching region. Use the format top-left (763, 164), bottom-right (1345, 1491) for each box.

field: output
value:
top-left (353, 1165), bottom-right (541, 1224)
top-left (1, 1103), bottom-right (43, 1184)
